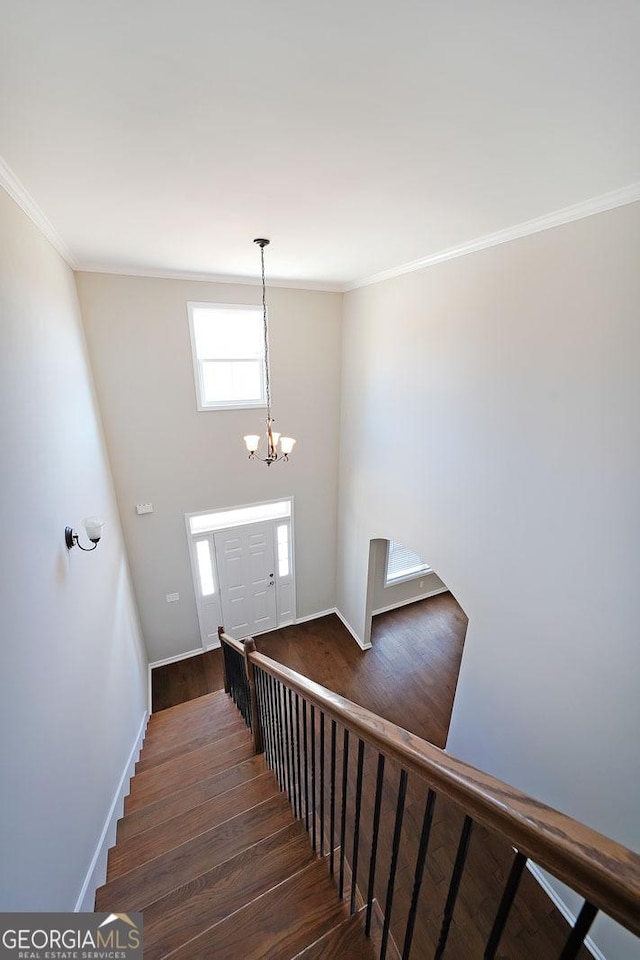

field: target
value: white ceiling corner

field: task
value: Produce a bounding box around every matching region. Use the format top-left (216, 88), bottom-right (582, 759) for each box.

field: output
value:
top-left (0, 157), bottom-right (78, 268)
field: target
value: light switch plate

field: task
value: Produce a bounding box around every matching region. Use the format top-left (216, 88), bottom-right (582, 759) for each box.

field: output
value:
top-left (166, 593), bottom-right (179, 603)
top-left (136, 503), bottom-right (153, 515)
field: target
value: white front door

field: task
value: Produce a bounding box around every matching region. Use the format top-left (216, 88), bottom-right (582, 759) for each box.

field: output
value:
top-left (214, 521), bottom-right (277, 639)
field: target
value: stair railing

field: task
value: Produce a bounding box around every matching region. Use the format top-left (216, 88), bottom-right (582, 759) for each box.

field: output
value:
top-left (218, 628), bottom-right (640, 960)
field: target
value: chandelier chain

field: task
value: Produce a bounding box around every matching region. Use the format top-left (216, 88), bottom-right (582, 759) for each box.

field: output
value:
top-left (260, 243), bottom-right (272, 420)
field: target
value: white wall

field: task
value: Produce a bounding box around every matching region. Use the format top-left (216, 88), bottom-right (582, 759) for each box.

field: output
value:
top-left (76, 273), bottom-right (342, 662)
top-left (0, 190), bottom-right (148, 910)
top-left (337, 202), bottom-right (640, 959)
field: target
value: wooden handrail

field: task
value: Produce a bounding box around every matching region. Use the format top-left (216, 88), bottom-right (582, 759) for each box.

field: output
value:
top-left (248, 648), bottom-right (640, 937)
top-left (219, 630), bottom-right (245, 656)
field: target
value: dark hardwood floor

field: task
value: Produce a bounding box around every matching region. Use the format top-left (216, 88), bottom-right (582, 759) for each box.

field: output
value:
top-left (152, 649), bottom-right (225, 712)
top-left (151, 595), bottom-right (589, 960)
top-left (256, 593), bottom-right (468, 749)
top-left (152, 592), bottom-right (467, 749)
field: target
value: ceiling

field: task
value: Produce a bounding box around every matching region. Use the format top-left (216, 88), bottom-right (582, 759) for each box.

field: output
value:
top-left (1, 0), bottom-right (639, 288)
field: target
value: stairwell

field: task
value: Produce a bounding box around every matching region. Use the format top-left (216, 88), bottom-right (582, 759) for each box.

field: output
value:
top-left (96, 689), bottom-right (394, 959)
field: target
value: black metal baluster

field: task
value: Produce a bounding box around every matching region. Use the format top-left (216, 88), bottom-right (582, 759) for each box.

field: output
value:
top-left (273, 675), bottom-right (285, 789)
top-left (282, 681), bottom-right (292, 804)
top-left (255, 669), bottom-right (268, 766)
top-left (365, 753), bottom-right (385, 937)
top-left (403, 789), bottom-right (437, 960)
top-left (276, 679), bottom-right (288, 797)
top-left (329, 719), bottom-right (337, 876)
top-left (339, 728), bottom-right (350, 899)
top-left (266, 671), bottom-right (278, 775)
top-left (242, 648), bottom-right (251, 729)
top-left (319, 712), bottom-right (325, 856)
top-left (350, 738), bottom-right (366, 914)
top-left (381, 769), bottom-right (408, 960)
top-left (260, 670), bottom-right (271, 767)
top-left (287, 687), bottom-right (298, 818)
top-left (295, 693), bottom-right (302, 822)
top-left (484, 851), bottom-right (527, 960)
top-left (434, 815), bottom-right (474, 960)
top-left (558, 902), bottom-right (598, 960)
top-left (269, 673), bottom-right (283, 789)
top-left (303, 699), bottom-right (309, 832)
top-left (310, 705), bottom-right (317, 851)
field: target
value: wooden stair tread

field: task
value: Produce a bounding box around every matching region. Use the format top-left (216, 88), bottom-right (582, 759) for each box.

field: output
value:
top-left (108, 770), bottom-right (281, 879)
top-left (96, 793), bottom-right (294, 911)
top-left (136, 725), bottom-right (248, 773)
top-left (125, 740), bottom-right (254, 812)
top-left (147, 689), bottom-right (231, 725)
top-left (165, 857), bottom-right (349, 960)
top-left (291, 908), bottom-right (379, 959)
top-left (117, 755), bottom-right (267, 841)
top-left (142, 824), bottom-right (312, 960)
top-left (141, 707), bottom-right (245, 750)
top-left (143, 702), bottom-right (243, 746)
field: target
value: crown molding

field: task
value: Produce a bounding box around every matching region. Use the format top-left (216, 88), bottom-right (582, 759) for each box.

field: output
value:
top-left (0, 156), bottom-right (78, 268)
top-left (75, 262), bottom-right (344, 293)
top-left (3, 151), bottom-right (638, 294)
top-left (346, 182), bottom-right (640, 291)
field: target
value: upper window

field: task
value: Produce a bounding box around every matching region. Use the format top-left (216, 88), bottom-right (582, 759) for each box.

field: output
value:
top-left (385, 540), bottom-right (432, 586)
top-left (187, 302), bottom-right (266, 410)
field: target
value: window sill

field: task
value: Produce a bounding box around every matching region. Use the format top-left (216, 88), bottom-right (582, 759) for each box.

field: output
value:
top-left (197, 401), bottom-right (268, 412)
top-left (384, 568), bottom-right (433, 589)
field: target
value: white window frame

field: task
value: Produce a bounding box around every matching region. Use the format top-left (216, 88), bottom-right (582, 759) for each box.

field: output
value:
top-left (187, 301), bottom-right (267, 412)
top-left (384, 540), bottom-right (432, 588)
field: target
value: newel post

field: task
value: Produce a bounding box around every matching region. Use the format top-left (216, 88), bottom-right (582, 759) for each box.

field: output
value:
top-left (243, 637), bottom-right (264, 755)
top-left (218, 625), bottom-right (230, 694)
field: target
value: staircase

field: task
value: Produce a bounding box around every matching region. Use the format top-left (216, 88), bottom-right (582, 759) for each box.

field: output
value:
top-left (96, 689), bottom-right (393, 959)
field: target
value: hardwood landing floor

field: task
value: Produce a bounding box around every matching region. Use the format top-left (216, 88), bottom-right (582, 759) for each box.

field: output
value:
top-left (256, 593), bottom-right (467, 749)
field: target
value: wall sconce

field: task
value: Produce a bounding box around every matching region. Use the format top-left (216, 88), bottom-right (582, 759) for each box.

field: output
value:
top-left (65, 517), bottom-right (105, 552)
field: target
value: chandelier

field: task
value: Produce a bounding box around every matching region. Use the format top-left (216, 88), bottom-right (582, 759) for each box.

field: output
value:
top-left (243, 238), bottom-right (296, 465)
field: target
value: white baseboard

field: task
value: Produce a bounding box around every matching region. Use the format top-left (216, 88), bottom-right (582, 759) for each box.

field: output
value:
top-left (334, 607), bottom-right (371, 650)
top-left (75, 711), bottom-right (148, 911)
top-left (372, 587), bottom-right (448, 617)
top-left (295, 608), bottom-right (336, 625)
top-left (526, 863), bottom-right (606, 960)
top-left (148, 646), bottom-right (206, 670)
